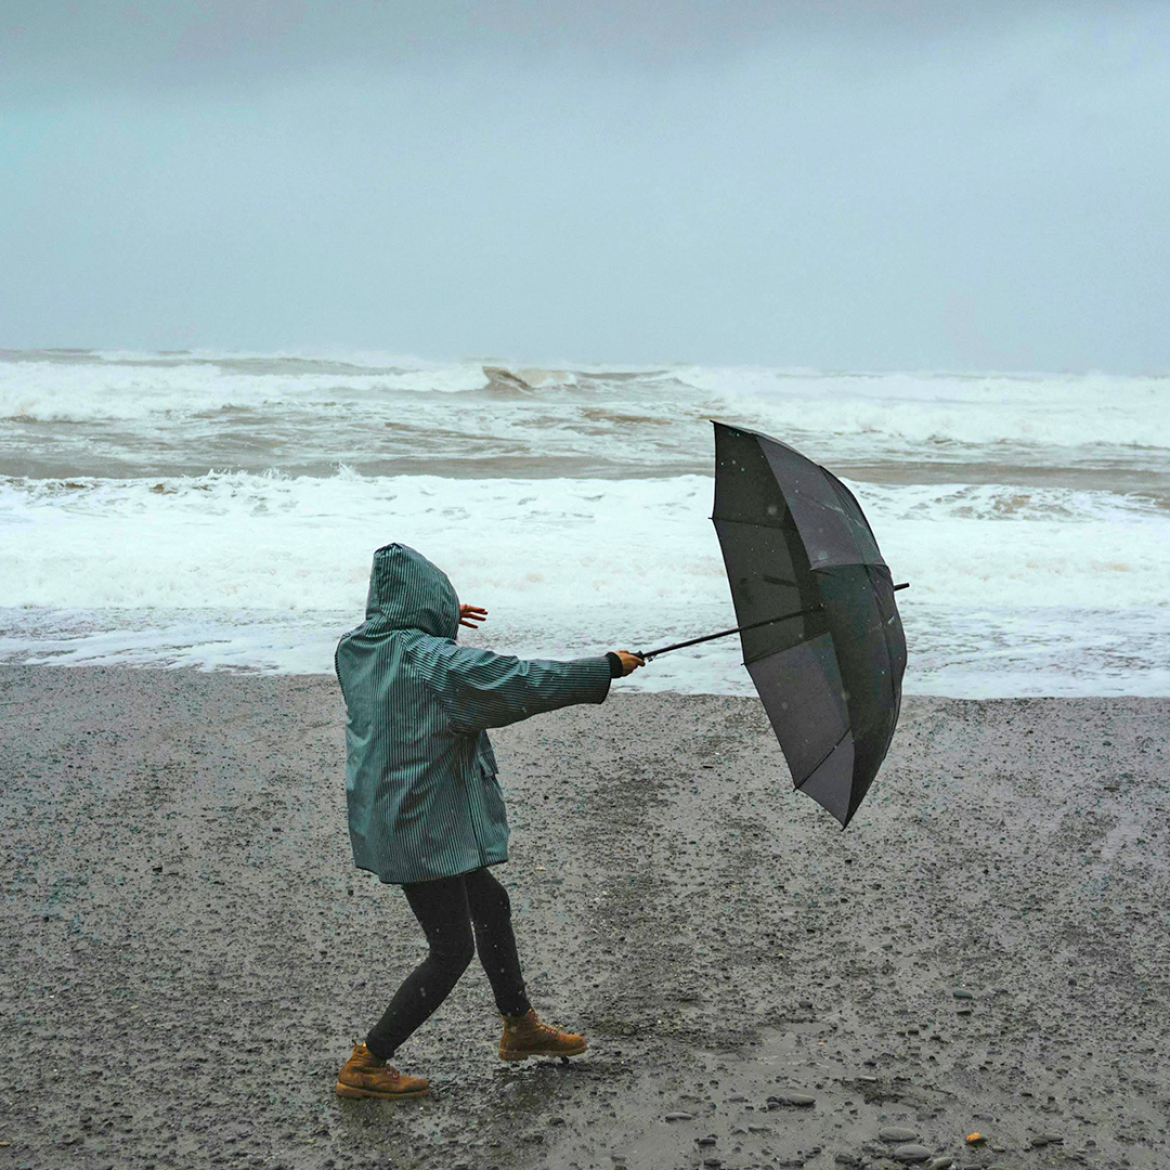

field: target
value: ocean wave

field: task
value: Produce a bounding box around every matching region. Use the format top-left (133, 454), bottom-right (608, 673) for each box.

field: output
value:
top-left (3, 470), bottom-right (1167, 614)
top-left (2, 351), bottom-right (1167, 455)
top-left (695, 368), bottom-right (1170, 450)
top-left (0, 357), bottom-right (492, 421)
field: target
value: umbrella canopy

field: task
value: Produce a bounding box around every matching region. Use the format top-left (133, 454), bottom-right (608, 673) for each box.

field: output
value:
top-left (710, 420), bottom-right (907, 827)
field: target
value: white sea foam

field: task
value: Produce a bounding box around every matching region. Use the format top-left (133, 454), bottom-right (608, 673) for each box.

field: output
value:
top-left (2, 470), bottom-right (1167, 696)
top-left (3, 600), bottom-right (1166, 699)
top-left (3, 352), bottom-right (1167, 456)
top-left (693, 366), bottom-right (1170, 450)
top-left (3, 471), bottom-right (1168, 612)
top-left (0, 358), bottom-right (491, 422)
top-left (3, 348), bottom-right (1168, 694)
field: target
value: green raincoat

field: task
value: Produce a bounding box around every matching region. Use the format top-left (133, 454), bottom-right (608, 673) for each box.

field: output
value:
top-left (335, 543), bottom-right (614, 884)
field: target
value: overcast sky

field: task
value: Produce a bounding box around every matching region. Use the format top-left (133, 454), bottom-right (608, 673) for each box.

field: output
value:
top-left (2, 1), bottom-right (1168, 371)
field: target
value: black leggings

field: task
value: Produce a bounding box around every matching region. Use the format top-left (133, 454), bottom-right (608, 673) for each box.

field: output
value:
top-left (365, 866), bottom-right (532, 1060)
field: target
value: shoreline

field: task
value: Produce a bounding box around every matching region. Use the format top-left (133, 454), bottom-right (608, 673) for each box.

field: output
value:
top-left (2, 665), bottom-right (1167, 1169)
top-left (3, 647), bottom-right (1169, 702)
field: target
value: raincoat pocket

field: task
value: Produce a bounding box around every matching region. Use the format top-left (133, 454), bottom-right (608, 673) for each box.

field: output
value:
top-left (481, 767), bottom-right (508, 827)
top-left (476, 734), bottom-right (499, 775)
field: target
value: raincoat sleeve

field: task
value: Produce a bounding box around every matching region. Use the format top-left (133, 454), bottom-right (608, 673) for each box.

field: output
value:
top-left (420, 643), bottom-right (613, 737)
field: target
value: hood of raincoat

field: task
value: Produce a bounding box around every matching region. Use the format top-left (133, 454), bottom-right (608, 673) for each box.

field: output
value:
top-left (364, 543), bottom-right (460, 640)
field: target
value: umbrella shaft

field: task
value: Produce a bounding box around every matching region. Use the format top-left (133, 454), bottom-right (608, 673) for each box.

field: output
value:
top-left (637, 605), bottom-right (823, 661)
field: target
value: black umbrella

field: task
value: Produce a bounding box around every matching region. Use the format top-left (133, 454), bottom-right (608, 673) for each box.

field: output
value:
top-left (636, 420), bottom-right (907, 828)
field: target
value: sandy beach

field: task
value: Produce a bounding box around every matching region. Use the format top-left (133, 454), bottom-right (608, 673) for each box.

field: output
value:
top-left (1, 665), bottom-right (1167, 1170)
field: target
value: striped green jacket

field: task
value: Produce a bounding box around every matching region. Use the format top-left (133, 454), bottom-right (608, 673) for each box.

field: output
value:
top-left (335, 543), bottom-right (614, 884)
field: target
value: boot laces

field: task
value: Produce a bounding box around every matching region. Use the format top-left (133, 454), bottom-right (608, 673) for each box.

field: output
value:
top-left (520, 1015), bottom-right (569, 1040)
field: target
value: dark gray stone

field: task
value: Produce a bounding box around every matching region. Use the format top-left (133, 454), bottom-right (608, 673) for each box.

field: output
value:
top-left (769, 1092), bottom-right (816, 1107)
top-left (879, 1127), bottom-right (919, 1143)
top-left (1031, 1133), bottom-right (1064, 1147)
top-left (892, 1144), bottom-right (932, 1163)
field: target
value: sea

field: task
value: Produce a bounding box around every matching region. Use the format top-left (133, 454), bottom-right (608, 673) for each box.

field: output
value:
top-left (2, 348), bottom-right (1168, 697)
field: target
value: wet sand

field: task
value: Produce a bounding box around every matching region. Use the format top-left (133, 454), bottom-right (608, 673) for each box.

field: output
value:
top-left (1, 666), bottom-right (1167, 1170)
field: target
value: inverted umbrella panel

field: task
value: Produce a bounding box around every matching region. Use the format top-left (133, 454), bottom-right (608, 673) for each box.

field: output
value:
top-left (710, 517), bottom-right (827, 664)
top-left (761, 442), bottom-right (884, 569)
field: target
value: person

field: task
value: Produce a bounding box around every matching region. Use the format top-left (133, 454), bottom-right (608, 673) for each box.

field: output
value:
top-left (333, 542), bottom-right (645, 1100)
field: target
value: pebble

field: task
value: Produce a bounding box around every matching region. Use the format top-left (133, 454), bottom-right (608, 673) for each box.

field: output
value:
top-left (1031, 1133), bottom-right (1064, 1147)
top-left (696, 1136), bottom-right (717, 1147)
top-left (926, 1159), bottom-right (954, 1170)
top-left (768, 1092), bottom-right (816, 1107)
top-left (702, 1160), bottom-right (722, 1169)
top-left (892, 1144), bottom-right (932, 1163)
top-left (879, 1127), bottom-right (919, 1143)
top-left (952, 988), bottom-right (975, 999)
top-left (665, 1112), bottom-right (694, 1122)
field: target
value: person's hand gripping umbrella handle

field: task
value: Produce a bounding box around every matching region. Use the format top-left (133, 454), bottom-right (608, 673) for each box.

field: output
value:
top-left (611, 650), bottom-right (645, 675)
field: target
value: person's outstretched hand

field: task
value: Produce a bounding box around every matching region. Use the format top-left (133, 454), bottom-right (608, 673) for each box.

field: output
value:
top-left (459, 604), bottom-right (488, 628)
top-left (612, 650), bottom-right (645, 676)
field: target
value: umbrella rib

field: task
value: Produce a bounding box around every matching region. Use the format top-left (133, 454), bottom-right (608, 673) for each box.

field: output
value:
top-left (711, 515), bottom-right (788, 528)
top-left (874, 565), bottom-right (902, 713)
top-left (792, 725), bottom-right (851, 793)
top-left (714, 518), bottom-right (887, 570)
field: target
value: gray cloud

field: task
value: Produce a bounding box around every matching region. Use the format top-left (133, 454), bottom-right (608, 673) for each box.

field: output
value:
top-left (2, 0), bottom-right (1168, 370)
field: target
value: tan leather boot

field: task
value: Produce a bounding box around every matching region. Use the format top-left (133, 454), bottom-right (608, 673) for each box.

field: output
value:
top-left (335, 1040), bottom-right (429, 1099)
top-left (498, 1007), bottom-right (588, 1061)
